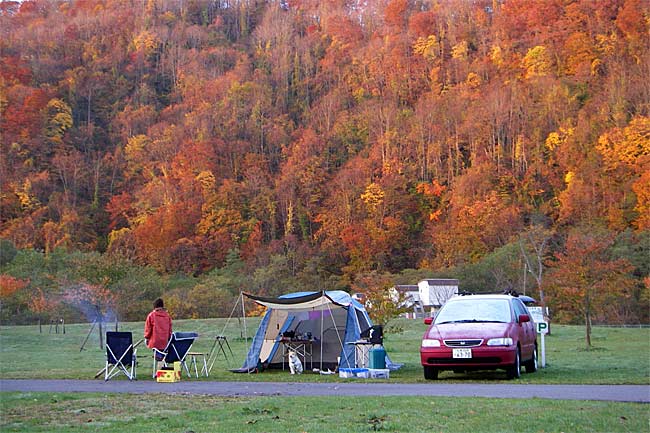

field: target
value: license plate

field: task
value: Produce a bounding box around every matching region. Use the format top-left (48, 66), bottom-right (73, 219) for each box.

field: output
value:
top-left (452, 348), bottom-right (472, 359)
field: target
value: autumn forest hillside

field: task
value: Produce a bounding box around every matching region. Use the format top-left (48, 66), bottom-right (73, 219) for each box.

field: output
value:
top-left (1, 0), bottom-right (648, 325)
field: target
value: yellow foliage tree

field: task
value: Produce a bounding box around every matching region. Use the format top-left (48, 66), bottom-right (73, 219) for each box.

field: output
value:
top-left (597, 116), bottom-right (650, 229)
top-left (522, 45), bottom-right (552, 79)
top-left (44, 98), bottom-right (73, 144)
top-left (361, 182), bottom-right (385, 213)
top-left (412, 35), bottom-right (439, 61)
top-left (451, 41), bottom-right (469, 61)
top-left (597, 116), bottom-right (650, 169)
top-left (490, 45), bottom-right (504, 67)
top-left (132, 30), bottom-right (160, 58)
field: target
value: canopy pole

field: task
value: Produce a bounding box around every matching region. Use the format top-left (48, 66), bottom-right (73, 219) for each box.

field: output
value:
top-left (327, 300), bottom-right (350, 369)
top-left (320, 293), bottom-right (324, 372)
top-left (240, 292), bottom-right (250, 374)
top-left (219, 291), bottom-right (242, 337)
top-left (207, 294), bottom-right (241, 373)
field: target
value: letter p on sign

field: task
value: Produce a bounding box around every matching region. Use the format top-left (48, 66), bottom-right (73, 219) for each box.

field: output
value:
top-left (536, 321), bottom-right (549, 334)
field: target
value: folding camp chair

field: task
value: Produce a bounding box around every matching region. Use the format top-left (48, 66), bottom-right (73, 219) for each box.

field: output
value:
top-left (152, 332), bottom-right (198, 378)
top-left (105, 331), bottom-right (137, 381)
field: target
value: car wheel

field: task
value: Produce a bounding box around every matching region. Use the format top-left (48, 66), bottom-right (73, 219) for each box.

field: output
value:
top-left (525, 346), bottom-right (538, 373)
top-left (423, 366), bottom-right (439, 380)
top-left (506, 348), bottom-right (521, 379)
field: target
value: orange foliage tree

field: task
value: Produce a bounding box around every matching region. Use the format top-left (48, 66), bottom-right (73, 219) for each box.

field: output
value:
top-left (0, 275), bottom-right (29, 298)
top-left (1, 0), bottom-right (649, 325)
top-left (350, 271), bottom-right (408, 328)
top-left (28, 288), bottom-right (59, 320)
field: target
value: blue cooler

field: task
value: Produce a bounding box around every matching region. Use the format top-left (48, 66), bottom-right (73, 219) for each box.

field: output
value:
top-left (369, 347), bottom-right (386, 369)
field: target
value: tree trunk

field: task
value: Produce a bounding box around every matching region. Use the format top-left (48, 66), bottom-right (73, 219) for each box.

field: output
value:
top-left (584, 291), bottom-right (592, 349)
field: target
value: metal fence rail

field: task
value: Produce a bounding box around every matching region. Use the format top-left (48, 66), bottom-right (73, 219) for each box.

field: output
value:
top-left (592, 324), bottom-right (650, 328)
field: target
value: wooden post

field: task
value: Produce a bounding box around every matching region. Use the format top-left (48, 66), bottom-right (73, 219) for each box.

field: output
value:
top-left (98, 320), bottom-right (104, 350)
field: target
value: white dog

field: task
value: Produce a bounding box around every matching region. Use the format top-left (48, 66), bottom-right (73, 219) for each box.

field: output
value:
top-left (288, 350), bottom-right (303, 375)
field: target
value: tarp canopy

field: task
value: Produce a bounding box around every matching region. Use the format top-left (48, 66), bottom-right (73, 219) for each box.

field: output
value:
top-left (245, 291), bottom-right (351, 311)
top-left (238, 291), bottom-right (399, 372)
top-left (518, 295), bottom-right (537, 305)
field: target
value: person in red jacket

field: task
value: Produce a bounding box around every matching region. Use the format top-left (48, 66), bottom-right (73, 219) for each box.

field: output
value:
top-left (144, 298), bottom-right (172, 357)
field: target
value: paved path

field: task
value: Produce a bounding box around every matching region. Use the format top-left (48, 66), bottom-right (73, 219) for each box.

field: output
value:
top-left (1, 380), bottom-right (648, 403)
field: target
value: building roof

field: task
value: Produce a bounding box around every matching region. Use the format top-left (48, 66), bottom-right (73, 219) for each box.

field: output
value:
top-left (447, 294), bottom-right (518, 302)
top-left (394, 285), bottom-right (419, 292)
top-left (420, 279), bottom-right (459, 285)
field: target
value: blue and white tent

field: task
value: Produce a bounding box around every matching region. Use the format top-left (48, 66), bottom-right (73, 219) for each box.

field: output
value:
top-left (239, 291), bottom-right (398, 372)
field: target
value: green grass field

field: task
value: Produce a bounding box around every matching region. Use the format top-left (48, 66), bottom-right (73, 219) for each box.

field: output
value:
top-left (1, 318), bottom-right (648, 384)
top-left (1, 318), bottom-right (649, 432)
top-left (1, 392), bottom-right (647, 433)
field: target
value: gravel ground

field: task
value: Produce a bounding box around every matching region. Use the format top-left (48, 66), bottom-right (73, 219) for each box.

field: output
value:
top-left (1, 379), bottom-right (648, 403)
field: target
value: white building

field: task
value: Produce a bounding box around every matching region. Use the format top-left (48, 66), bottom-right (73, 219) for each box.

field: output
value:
top-left (392, 279), bottom-right (459, 318)
top-left (418, 279), bottom-right (459, 308)
top-left (392, 285), bottom-right (420, 307)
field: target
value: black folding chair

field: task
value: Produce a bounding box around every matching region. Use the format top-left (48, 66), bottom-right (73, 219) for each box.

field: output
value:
top-left (152, 332), bottom-right (198, 378)
top-left (105, 331), bottom-right (137, 381)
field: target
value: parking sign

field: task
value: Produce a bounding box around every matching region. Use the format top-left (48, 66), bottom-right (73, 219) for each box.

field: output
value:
top-left (536, 321), bottom-right (549, 334)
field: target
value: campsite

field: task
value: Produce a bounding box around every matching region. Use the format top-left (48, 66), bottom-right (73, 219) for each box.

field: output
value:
top-left (0, 293), bottom-right (647, 384)
top-left (2, 0), bottom-right (650, 430)
top-left (1, 317), bottom-right (649, 432)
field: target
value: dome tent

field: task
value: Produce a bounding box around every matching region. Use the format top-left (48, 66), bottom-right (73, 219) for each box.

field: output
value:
top-left (238, 291), bottom-right (398, 372)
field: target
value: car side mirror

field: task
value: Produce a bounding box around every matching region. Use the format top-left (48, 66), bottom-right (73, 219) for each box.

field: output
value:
top-left (518, 314), bottom-right (530, 323)
top-left (424, 317), bottom-right (433, 325)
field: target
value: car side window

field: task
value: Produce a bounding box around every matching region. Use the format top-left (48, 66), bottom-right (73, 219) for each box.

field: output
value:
top-left (512, 299), bottom-right (528, 321)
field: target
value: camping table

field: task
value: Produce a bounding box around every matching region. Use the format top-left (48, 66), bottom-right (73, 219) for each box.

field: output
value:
top-left (280, 339), bottom-right (313, 371)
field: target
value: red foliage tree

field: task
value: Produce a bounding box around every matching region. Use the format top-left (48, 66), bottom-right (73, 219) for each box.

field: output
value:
top-left (546, 228), bottom-right (635, 348)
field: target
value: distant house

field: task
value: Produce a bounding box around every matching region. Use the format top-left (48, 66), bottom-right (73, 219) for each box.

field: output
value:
top-left (392, 285), bottom-right (420, 307)
top-left (392, 279), bottom-right (459, 318)
top-left (418, 279), bottom-right (459, 308)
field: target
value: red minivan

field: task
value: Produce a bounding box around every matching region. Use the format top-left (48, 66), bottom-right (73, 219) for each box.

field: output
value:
top-left (420, 294), bottom-right (537, 380)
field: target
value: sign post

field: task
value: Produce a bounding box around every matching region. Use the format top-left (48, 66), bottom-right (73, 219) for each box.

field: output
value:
top-left (536, 321), bottom-right (548, 368)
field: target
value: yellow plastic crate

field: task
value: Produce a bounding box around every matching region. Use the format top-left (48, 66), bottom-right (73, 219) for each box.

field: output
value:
top-left (156, 362), bottom-right (181, 383)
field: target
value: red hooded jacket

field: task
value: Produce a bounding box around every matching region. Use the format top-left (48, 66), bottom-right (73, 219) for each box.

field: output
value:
top-left (144, 308), bottom-right (172, 350)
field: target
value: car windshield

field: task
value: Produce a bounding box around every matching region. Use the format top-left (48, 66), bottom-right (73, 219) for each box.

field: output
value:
top-left (434, 299), bottom-right (512, 324)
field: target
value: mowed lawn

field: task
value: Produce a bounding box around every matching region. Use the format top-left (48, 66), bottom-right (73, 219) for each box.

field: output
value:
top-left (1, 318), bottom-right (649, 432)
top-left (1, 318), bottom-right (648, 384)
top-left (1, 392), bottom-right (648, 433)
